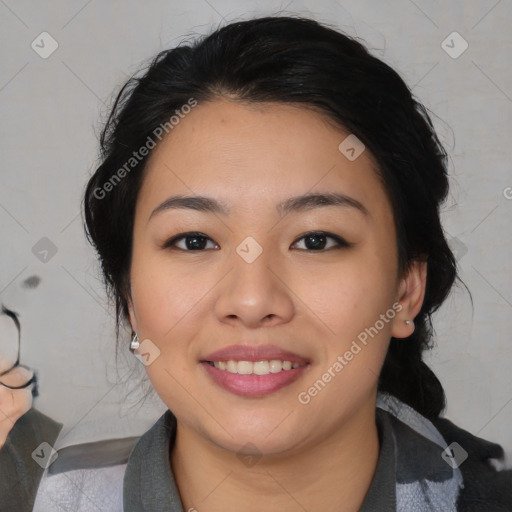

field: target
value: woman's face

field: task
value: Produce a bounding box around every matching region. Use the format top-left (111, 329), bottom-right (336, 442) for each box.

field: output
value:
top-left (128, 99), bottom-right (421, 455)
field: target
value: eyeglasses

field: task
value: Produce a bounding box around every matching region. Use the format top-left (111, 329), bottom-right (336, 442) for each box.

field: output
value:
top-left (0, 305), bottom-right (38, 394)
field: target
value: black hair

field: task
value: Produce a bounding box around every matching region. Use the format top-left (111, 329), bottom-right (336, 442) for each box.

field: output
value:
top-left (83, 15), bottom-right (459, 420)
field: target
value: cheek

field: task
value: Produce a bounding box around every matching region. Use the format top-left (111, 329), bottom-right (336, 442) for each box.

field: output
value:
top-left (128, 251), bottom-right (212, 399)
top-left (298, 257), bottom-right (397, 338)
top-left (130, 247), bottom-right (200, 336)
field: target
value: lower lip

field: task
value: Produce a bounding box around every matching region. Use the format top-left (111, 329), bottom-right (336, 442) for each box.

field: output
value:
top-left (201, 362), bottom-right (309, 397)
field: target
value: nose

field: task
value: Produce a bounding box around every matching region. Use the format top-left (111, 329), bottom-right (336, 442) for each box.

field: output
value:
top-left (213, 242), bottom-right (295, 329)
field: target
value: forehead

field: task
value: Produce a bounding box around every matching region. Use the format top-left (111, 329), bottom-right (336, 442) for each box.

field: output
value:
top-left (137, 99), bottom-right (390, 220)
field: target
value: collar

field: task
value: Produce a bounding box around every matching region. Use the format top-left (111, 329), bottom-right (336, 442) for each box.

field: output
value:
top-left (123, 392), bottom-right (464, 511)
top-left (123, 404), bottom-right (401, 511)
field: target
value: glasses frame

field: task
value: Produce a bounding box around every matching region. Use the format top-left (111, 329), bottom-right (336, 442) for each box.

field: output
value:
top-left (0, 305), bottom-right (38, 390)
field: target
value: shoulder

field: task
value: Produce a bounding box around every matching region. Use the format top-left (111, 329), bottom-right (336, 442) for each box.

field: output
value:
top-left (126, 408), bottom-right (176, 461)
top-left (376, 392), bottom-right (512, 511)
top-left (123, 409), bottom-right (178, 508)
top-left (32, 436), bottom-right (139, 512)
top-left (431, 416), bottom-right (512, 512)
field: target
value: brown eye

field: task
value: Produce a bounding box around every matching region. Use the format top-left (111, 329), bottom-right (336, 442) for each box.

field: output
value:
top-left (163, 232), bottom-right (218, 251)
top-left (291, 231), bottom-right (351, 251)
top-left (163, 230), bottom-right (351, 252)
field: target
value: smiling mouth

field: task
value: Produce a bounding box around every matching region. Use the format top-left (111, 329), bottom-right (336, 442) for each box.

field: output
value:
top-left (201, 358), bottom-right (310, 397)
top-left (204, 359), bottom-right (304, 376)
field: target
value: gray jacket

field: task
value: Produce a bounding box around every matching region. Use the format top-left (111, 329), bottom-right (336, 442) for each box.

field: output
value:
top-left (29, 393), bottom-right (512, 511)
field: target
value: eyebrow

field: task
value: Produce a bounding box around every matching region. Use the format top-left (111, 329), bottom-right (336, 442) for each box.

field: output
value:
top-left (148, 192), bottom-right (369, 222)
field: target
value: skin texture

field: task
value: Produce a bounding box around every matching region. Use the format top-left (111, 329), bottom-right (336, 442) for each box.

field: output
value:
top-left (0, 367), bottom-right (33, 449)
top-left (127, 99), bottom-right (427, 511)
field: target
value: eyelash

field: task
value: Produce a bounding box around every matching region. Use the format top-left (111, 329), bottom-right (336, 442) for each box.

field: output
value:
top-left (162, 231), bottom-right (352, 252)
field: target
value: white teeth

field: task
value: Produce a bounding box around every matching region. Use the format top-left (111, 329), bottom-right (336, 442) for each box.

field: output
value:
top-left (269, 360), bottom-right (282, 373)
top-left (237, 361), bottom-right (253, 375)
top-left (227, 360), bottom-right (238, 373)
top-left (211, 359), bottom-right (301, 375)
top-left (253, 361), bottom-right (270, 375)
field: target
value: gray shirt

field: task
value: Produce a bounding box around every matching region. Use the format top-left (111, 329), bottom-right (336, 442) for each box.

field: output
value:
top-left (33, 392), bottom-right (511, 510)
top-left (123, 407), bottom-right (397, 511)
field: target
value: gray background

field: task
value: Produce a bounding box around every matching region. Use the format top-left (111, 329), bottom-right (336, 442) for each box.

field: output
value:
top-left (1, 0), bottom-right (511, 466)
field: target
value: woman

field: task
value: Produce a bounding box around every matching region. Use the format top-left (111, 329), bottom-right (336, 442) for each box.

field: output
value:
top-left (33, 15), bottom-right (511, 512)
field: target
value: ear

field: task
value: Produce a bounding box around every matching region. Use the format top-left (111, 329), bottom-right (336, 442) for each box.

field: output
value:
top-left (391, 258), bottom-right (427, 339)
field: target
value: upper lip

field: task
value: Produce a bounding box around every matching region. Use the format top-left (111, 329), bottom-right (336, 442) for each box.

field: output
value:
top-left (201, 344), bottom-right (310, 364)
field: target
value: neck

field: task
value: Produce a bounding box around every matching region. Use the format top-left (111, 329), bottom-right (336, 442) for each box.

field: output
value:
top-left (171, 400), bottom-right (380, 512)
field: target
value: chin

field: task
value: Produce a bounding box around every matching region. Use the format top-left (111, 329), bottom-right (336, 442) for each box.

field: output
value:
top-left (201, 414), bottom-right (306, 457)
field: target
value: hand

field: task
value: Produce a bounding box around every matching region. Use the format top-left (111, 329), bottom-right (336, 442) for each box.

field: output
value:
top-left (0, 366), bottom-right (34, 449)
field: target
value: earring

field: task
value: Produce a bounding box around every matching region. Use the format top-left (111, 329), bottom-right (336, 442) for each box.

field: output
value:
top-left (130, 332), bottom-right (140, 352)
top-left (405, 320), bottom-right (412, 325)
